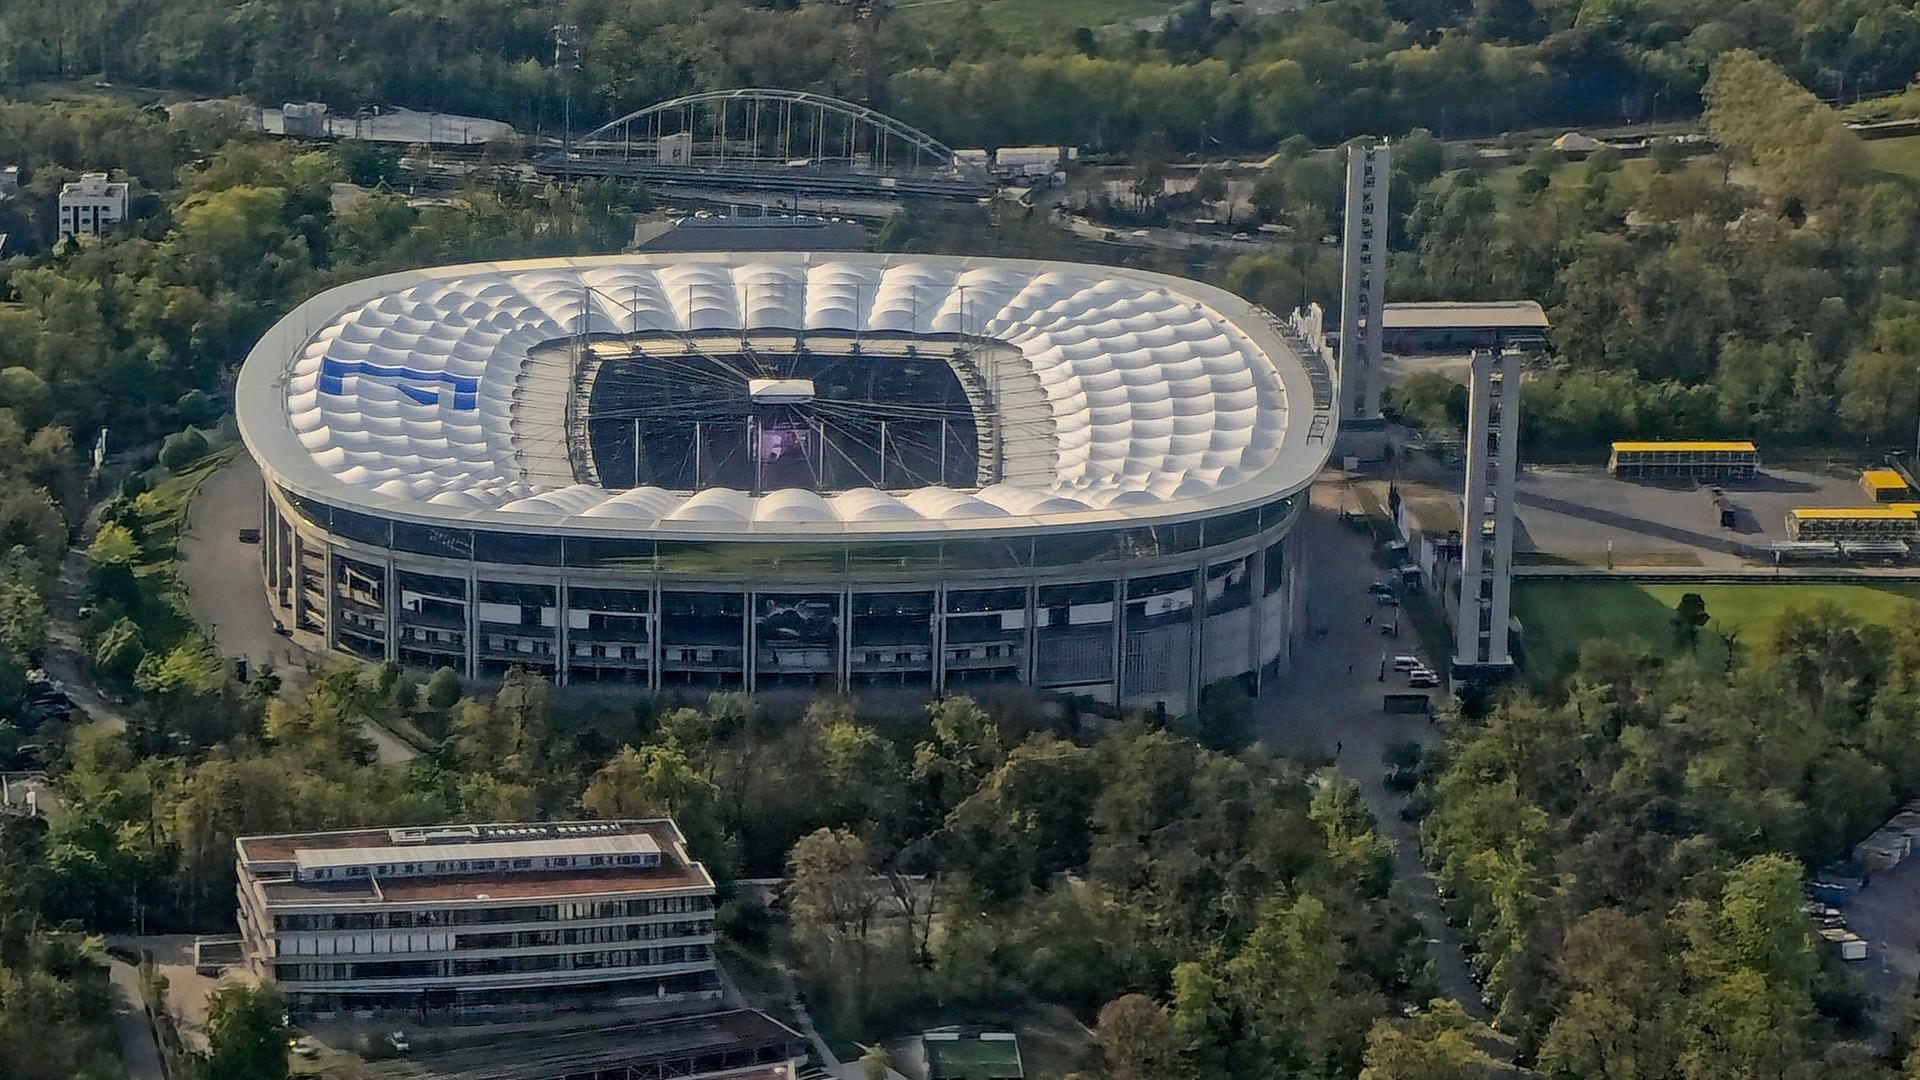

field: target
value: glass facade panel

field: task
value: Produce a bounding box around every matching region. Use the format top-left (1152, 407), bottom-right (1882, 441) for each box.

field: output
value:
top-left (658, 542), bottom-right (846, 576)
top-left (566, 587), bottom-right (651, 684)
top-left (1028, 530), bottom-right (1126, 567)
top-left (331, 555), bottom-right (386, 659)
top-left (755, 593), bottom-right (841, 687)
top-left (944, 586), bottom-right (1027, 685)
top-left (660, 591), bottom-right (745, 687)
top-left (1035, 581), bottom-right (1115, 689)
top-left (475, 530), bottom-right (563, 566)
top-left (1125, 571), bottom-right (1196, 707)
top-left (1264, 538), bottom-right (1287, 597)
top-left (1203, 508), bottom-right (1261, 546)
top-left (564, 537), bottom-right (655, 572)
top-left (1204, 556), bottom-right (1254, 616)
top-left (477, 580), bottom-right (557, 677)
top-left (845, 542), bottom-right (945, 574)
top-left (396, 570), bottom-right (467, 671)
top-left (940, 537), bottom-right (1032, 570)
top-left (331, 507), bottom-right (391, 546)
top-left (393, 521), bottom-right (473, 559)
top-left (850, 591), bottom-right (933, 685)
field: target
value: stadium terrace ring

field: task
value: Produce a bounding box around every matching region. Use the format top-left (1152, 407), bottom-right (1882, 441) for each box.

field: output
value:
top-left (237, 253), bottom-right (1337, 709)
top-left (238, 253), bottom-right (1331, 538)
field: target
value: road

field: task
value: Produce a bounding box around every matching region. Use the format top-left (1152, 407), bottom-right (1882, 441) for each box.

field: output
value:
top-left (107, 955), bottom-right (165, 1080)
top-left (1263, 478), bottom-right (1496, 1029)
top-left (178, 452), bottom-right (308, 677)
top-left (178, 453), bottom-right (416, 764)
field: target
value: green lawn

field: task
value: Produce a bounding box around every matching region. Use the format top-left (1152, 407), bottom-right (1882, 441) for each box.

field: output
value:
top-left (895, 0), bottom-right (1179, 39)
top-left (1513, 581), bottom-right (1920, 685)
top-left (1864, 133), bottom-right (1920, 182)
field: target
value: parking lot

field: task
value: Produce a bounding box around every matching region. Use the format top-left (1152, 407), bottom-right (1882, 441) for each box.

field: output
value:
top-left (1511, 464), bottom-right (1871, 567)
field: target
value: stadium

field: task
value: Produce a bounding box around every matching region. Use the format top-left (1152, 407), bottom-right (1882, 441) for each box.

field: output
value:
top-left (236, 253), bottom-right (1336, 715)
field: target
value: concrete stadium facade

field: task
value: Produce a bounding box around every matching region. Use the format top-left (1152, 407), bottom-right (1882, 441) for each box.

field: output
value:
top-left (238, 253), bottom-right (1337, 715)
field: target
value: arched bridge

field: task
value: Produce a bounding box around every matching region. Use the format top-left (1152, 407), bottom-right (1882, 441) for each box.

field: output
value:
top-left (548, 88), bottom-right (991, 201)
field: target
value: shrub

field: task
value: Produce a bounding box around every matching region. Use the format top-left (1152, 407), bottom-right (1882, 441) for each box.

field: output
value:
top-left (159, 426), bottom-right (209, 470)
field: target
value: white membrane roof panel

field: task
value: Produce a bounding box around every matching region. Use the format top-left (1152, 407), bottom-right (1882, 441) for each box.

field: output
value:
top-left (238, 253), bottom-right (1333, 539)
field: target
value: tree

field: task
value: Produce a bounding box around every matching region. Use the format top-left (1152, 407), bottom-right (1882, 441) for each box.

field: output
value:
top-left (787, 828), bottom-right (880, 1011)
top-left (1650, 137), bottom-right (1685, 174)
top-left (1192, 166), bottom-right (1229, 214)
top-left (1703, 50), bottom-right (1864, 208)
top-left (158, 426), bottom-right (208, 470)
top-left (424, 665), bottom-right (462, 709)
top-left (1095, 994), bottom-right (1180, 1080)
top-left (1673, 592), bottom-right (1711, 654)
top-left (92, 617), bottom-right (144, 685)
top-left (449, 668), bottom-right (548, 782)
top-left (202, 985), bottom-right (287, 1080)
top-left (912, 696), bottom-right (1004, 819)
top-left (391, 674), bottom-right (417, 711)
top-left (582, 744), bottom-right (721, 831)
top-left (1250, 169), bottom-right (1287, 224)
top-left (1359, 1000), bottom-right (1494, 1079)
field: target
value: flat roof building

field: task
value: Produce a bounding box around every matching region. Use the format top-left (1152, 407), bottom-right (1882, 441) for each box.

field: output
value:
top-left (1786, 505), bottom-right (1920, 541)
top-left (236, 819), bottom-right (720, 1018)
top-left (1608, 440), bottom-right (1759, 481)
top-left (1380, 301), bottom-right (1549, 354)
top-left (1862, 468), bottom-right (1915, 502)
top-left (58, 171), bottom-right (128, 238)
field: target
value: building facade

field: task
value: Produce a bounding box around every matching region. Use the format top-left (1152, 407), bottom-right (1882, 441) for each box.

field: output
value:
top-left (235, 820), bottom-right (721, 1017)
top-left (58, 172), bottom-right (128, 237)
top-left (238, 254), bottom-right (1337, 717)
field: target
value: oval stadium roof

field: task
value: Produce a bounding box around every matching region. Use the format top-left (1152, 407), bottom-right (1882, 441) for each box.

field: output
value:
top-left (237, 253), bottom-right (1335, 539)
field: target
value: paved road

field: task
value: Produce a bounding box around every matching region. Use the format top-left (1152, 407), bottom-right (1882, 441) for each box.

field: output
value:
top-left (1263, 478), bottom-right (1494, 1025)
top-left (179, 452), bottom-right (309, 678)
top-left (107, 955), bottom-right (165, 1080)
top-left (179, 453), bottom-right (416, 764)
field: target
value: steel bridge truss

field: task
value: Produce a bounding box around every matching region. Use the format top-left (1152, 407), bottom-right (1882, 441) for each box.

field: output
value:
top-left (572, 88), bottom-right (978, 178)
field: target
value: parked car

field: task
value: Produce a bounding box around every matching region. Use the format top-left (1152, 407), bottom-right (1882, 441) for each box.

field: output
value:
top-left (1408, 669), bottom-right (1441, 688)
top-left (386, 1031), bottom-right (410, 1054)
top-left (1391, 655), bottom-right (1422, 672)
top-left (290, 1037), bottom-right (319, 1059)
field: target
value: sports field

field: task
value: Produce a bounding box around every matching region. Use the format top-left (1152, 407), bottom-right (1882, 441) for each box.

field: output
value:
top-left (1512, 581), bottom-right (1920, 684)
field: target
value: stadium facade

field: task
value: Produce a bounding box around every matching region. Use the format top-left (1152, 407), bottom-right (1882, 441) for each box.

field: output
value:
top-left (237, 253), bottom-right (1337, 715)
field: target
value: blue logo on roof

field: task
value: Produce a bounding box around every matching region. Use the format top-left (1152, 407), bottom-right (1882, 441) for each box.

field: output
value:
top-left (320, 358), bottom-right (478, 409)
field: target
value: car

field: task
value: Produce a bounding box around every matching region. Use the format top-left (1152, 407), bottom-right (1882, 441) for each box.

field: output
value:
top-left (1374, 592), bottom-right (1400, 606)
top-left (1367, 581), bottom-right (1394, 596)
top-left (237, 527), bottom-right (261, 544)
top-left (289, 1036), bottom-right (320, 1059)
top-left (1408, 671), bottom-right (1441, 688)
top-left (1391, 655), bottom-right (1422, 672)
top-left (386, 1031), bottom-right (411, 1054)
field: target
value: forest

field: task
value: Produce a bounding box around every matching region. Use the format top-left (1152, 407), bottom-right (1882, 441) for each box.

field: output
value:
top-left (1416, 606), bottom-right (1920, 1078)
top-left (0, 0), bottom-right (1918, 153)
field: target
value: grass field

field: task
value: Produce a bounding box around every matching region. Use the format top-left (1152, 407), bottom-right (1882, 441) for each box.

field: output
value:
top-left (1865, 134), bottom-right (1920, 182)
top-left (894, 0), bottom-right (1179, 39)
top-left (1512, 581), bottom-right (1920, 685)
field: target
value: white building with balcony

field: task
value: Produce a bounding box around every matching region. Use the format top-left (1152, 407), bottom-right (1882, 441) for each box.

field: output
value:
top-left (235, 819), bottom-right (720, 1017)
top-left (57, 172), bottom-right (128, 237)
